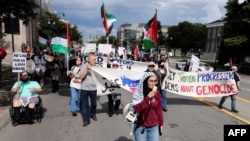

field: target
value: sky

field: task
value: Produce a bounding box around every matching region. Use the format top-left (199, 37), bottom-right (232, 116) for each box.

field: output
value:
top-left (48, 0), bottom-right (229, 41)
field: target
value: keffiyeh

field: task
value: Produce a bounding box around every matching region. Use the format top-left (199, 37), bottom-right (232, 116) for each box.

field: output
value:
top-left (132, 72), bottom-right (156, 105)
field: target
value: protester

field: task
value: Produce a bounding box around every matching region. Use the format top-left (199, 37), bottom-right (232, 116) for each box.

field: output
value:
top-left (67, 57), bottom-right (83, 116)
top-left (122, 49), bottom-right (128, 60)
top-left (11, 71), bottom-right (42, 126)
top-left (26, 53), bottom-right (35, 80)
top-left (107, 52), bottom-right (114, 68)
top-left (156, 60), bottom-right (168, 112)
top-left (78, 52), bottom-right (97, 127)
top-left (132, 72), bottom-right (164, 141)
top-left (107, 61), bottom-right (121, 117)
top-left (218, 66), bottom-right (241, 113)
top-left (184, 61), bottom-right (190, 72)
top-left (133, 44), bottom-right (139, 61)
top-left (50, 55), bottom-right (62, 93)
top-left (33, 50), bottom-right (46, 87)
top-left (145, 61), bottom-right (161, 92)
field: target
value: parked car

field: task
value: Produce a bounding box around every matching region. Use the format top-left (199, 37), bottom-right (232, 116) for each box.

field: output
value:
top-left (198, 62), bottom-right (214, 72)
top-left (176, 59), bottom-right (213, 72)
top-left (175, 59), bottom-right (189, 70)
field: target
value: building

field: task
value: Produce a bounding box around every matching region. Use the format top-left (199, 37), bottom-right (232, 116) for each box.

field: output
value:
top-left (116, 23), bottom-right (168, 51)
top-left (0, 0), bottom-right (54, 53)
top-left (202, 19), bottom-right (224, 60)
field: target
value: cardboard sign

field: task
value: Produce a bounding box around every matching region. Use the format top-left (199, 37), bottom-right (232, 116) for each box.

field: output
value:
top-left (12, 52), bottom-right (27, 72)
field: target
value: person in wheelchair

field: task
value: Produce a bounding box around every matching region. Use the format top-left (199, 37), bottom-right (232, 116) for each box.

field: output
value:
top-left (11, 71), bottom-right (42, 126)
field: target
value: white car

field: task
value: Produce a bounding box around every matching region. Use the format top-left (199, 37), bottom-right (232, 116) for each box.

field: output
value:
top-left (175, 59), bottom-right (189, 70)
top-left (198, 62), bottom-right (214, 72)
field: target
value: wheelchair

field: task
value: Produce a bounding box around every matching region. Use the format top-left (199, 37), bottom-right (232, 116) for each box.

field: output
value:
top-left (9, 95), bottom-right (43, 126)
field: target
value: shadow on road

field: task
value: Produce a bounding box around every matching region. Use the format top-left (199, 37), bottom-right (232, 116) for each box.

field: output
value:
top-left (167, 97), bottom-right (209, 106)
top-left (114, 136), bottom-right (134, 141)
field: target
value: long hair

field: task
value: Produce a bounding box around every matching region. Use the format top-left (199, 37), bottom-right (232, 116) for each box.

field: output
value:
top-left (143, 76), bottom-right (153, 97)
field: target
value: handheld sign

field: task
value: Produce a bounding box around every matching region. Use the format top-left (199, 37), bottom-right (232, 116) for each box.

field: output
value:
top-left (12, 52), bottom-right (27, 97)
top-left (12, 52), bottom-right (27, 73)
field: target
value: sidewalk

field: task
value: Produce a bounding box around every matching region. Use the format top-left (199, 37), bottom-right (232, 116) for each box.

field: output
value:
top-left (0, 53), bottom-right (15, 119)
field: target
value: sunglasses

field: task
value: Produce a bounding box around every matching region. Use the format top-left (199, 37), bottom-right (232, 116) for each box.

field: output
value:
top-left (113, 64), bottom-right (119, 67)
top-left (148, 65), bottom-right (155, 68)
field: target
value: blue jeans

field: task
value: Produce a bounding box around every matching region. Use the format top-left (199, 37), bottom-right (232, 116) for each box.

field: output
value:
top-left (134, 124), bottom-right (159, 141)
top-left (161, 90), bottom-right (167, 109)
top-left (70, 87), bottom-right (81, 113)
top-left (219, 94), bottom-right (237, 110)
top-left (80, 90), bottom-right (97, 123)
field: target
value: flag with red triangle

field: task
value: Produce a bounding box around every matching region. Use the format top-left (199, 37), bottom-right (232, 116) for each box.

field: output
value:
top-left (143, 13), bottom-right (157, 51)
top-left (101, 2), bottom-right (117, 36)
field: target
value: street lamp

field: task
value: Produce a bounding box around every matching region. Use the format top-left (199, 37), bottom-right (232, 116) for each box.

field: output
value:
top-left (214, 33), bottom-right (220, 70)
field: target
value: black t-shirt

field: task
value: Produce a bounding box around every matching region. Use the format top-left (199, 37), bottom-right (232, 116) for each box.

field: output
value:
top-left (234, 72), bottom-right (240, 82)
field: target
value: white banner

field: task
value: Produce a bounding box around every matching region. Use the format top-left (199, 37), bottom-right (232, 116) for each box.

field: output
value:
top-left (118, 47), bottom-right (125, 56)
top-left (84, 43), bottom-right (96, 54)
top-left (190, 54), bottom-right (200, 72)
top-left (92, 67), bottom-right (143, 96)
top-left (90, 61), bottom-right (238, 97)
top-left (98, 44), bottom-right (112, 55)
top-left (163, 68), bottom-right (237, 97)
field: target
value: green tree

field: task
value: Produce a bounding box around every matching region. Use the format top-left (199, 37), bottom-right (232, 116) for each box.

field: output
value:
top-left (39, 12), bottom-right (83, 44)
top-left (0, 0), bottom-right (39, 38)
top-left (220, 0), bottom-right (250, 66)
top-left (167, 21), bottom-right (206, 56)
top-left (70, 25), bottom-right (83, 44)
top-left (157, 21), bottom-right (167, 49)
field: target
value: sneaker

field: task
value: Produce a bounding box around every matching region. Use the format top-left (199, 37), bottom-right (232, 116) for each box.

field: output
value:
top-left (108, 112), bottom-right (113, 117)
top-left (72, 112), bottom-right (77, 116)
top-left (162, 108), bottom-right (168, 112)
top-left (12, 122), bottom-right (19, 126)
top-left (218, 105), bottom-right (222, 109)
top-left (231, 109), bottom-right (239, 113)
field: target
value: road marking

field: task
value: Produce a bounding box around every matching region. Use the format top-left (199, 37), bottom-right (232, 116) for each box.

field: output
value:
top-left (195, 97), bottom-right (250, 124)
top-left (238, 96), bottom-right (250, 103)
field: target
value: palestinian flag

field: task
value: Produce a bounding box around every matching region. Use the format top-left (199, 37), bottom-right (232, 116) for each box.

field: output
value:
top-left (101, 2), bottom-right (117, 36)
top-left (37, 30), bottom-right (48, 48)
top-left (143, 13), bottom-right (157, 51)
top-left (51, 22), bottom-right (70, 55)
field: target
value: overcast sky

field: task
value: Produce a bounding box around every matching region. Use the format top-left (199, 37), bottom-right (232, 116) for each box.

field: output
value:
top-left (49, 0), bottom-right (228, 41)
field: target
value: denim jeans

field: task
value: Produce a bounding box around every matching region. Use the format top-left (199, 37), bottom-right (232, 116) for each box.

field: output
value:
top-left (134, 124), bottom-right (159, 141)
top-left (161, 90), bottom-right (167, 109)
top-left (80, 90), bottom-right (97, 123)
top-left (70, 87), bottom-right (81, 113)
top-left (219, 94), bottom-right (237, 110)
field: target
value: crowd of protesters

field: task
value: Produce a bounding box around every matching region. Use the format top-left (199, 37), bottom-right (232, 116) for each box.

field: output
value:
top-left (21, 45), bottom-right (67, 92)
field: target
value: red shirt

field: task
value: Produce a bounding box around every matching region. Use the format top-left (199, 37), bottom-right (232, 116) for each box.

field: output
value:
top-left (133, 91), bottom-right (164, 127)
top-left (133, 47), bottom-right (139, 57)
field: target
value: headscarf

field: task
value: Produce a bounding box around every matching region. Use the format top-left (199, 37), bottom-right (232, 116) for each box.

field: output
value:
top-left (132, 72), bottom-right (156, 106)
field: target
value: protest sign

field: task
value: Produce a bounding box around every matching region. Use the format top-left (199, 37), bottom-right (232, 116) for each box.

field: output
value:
top-left (12, 52), bottom-right (27, 72)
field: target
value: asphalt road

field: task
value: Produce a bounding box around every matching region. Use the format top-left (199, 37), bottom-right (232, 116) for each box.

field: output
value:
top-left (0, 74), bottom-right (249, 141)
top-left (0, 57), bottom-right (249, 141)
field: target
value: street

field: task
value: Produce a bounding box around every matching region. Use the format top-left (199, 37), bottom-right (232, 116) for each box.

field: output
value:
top-left (0, 55), bottom-right (250, 141)
top-left (0, 73), bottom-right (249, 141)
